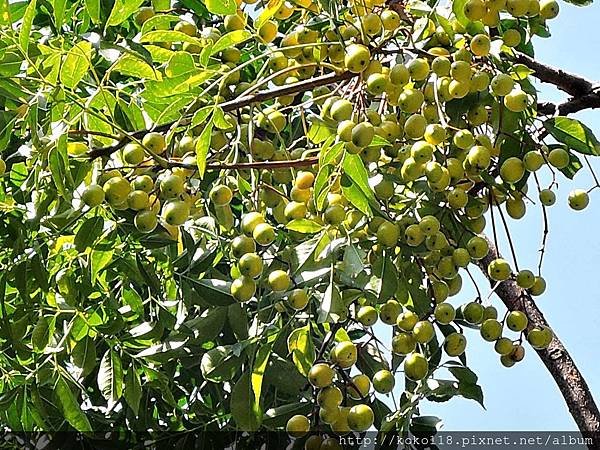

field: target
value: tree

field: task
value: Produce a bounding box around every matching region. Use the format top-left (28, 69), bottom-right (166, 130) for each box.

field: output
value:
top-left (0, 0), bottom-right (598, 447)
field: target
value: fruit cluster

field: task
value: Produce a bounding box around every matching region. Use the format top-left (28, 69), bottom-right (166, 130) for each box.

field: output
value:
top-left (53, 0), bottom-right (596, 439)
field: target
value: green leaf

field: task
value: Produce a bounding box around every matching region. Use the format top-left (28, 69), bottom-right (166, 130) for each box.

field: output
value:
top-left (342, 153), bottom-right (375, 202)
top-left (544, 117), bottom-right (600, 155)
top-left (287, 325), bottom-right (315, 376)
top-left (458, 382), bottom-right (485, 407)
top-left (204, 0), bottom-right (237, 15)
top-left (165, 52), bottom-right (196, 78)
top-left (32, 316), bottom-right (54, 352)
top-left (107, 0), bottom-right (144, 26)
top-left (60, 41), bottom-right (92, 89)
top-left (90, 249), bottom-right (113, 282)
top-left (341, 173), bottom-right (371, 216)
top-left (308, 117), bottom-right (334, 144)
top-left (231, 372), bottom-right (262, 431)
top-left (85, 0), bottom-right (100, 24)
top-left (188, 278), bottom-right (236, 306)
top-left (449, 365), bottom-right (478, 385)
top-left (559, 152), bottom-right (582, 179)
top-left (140, 30), bottom-right (204, 46)
top-left (124, 367), bottom-right (142, 416)
top-left (563, 0), bottom-right (592, 5)
top-left (252, 340), bottom-right (274, 410)
top-left (111, 54), bottom-right (160, 80)
top-left (200, 345), bottom-right (241, 382)
top-left (74, 217), bottom-right (104, 252)
top-left (97, 349), bottom-right (124, 408)
top-left (0, 0), bottom-right (11, 26)
top-left (211, 30), bottom-right (252, 55)
top-left (72, 336), bottom-right (97, 377)
top-left (286, 219), bottom-right (324, 234)
top-left (55, 377), bottom-right (92, 432)
top-left (263, 402), bottom-right (312, 427)
top-left (18, 0), bottom-right (36, 54)
top-left (195, 118), bottom-right (214, 178)
top-left (52, 0), bottom-right (66, 29)
top-left (318, 282), bottom-right (346, 323)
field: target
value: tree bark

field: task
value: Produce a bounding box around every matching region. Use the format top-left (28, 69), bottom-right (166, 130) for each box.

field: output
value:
top-left (476, 237), bottom-right (600, 448)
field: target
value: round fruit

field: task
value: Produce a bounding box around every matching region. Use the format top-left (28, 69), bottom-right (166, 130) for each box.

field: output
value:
top-left (345, 44), bottom-right (370, 73)
top-left (516, 269), bottom-right (536, 289)
top-left (238, 253), bottom-right (263, 278)
top-left (268, 270), bottom-right (291, 292)
top-left (500, 157), bottom-right (525, 183)
top-left (530, 276), bottom-right (547, 296)
top-left (467, 236), bottom-right (489, 259)
top-left (162, 200), bottom-right (189, 226)
top-left (288, 289), bottom-right (309, 310)
top-left (396, 310), bottom-right (419, 331)
top-left (506, 310), bottom-right (528, 332)
top-left (81, 184), bottom-right (105, 207)
top-left (404, 352), bottom-right (428, 381)
top-left (347, 404), bottom-right (374, 432)
top-left (444, 332), bottom-right (467, 356)
top-left (253, 222), bottom-right (276, 246)
top-left (103, 176), bottom-right (131, 205)
top-left (348, 374), bottom-right (370, 399)
top-left (462, 301), bottom-right (484, 324)
top-left (413, 320), bottom-right (435, 343)
top-left (504, 89), bottom-right (528, 112)
top-left (231, 235), bottom-right (256, 258)
top-left (372, 369), bottom-right (395, 393)
top-left (331, 341), bottom-right (357, 368)
top-left (160, 174), bottom-right (185, 198)
top-left (392, 332), bottom-right (416, 355)
top-left (434, 302), bottom-right (455, 324)
top-left (317, 386), bottom-right (343, 408)
top-left (142, 132), bottom-right (166, 154)
top-left (210, 185), bottom-right (233, 206)
top-left (568, 189), bottom-right (589, 211)
top-left (488, 258), bottom-right (512, 281)
top-left (540, 0), bottom-right (559, 19)
top-left (230, 275), bottom-right (256, 302)
top-left (495, 337), bottom-right (514, 355)
top-left (123, 143), bottom-right (145, 165)
top-left (480, 319), bottom-right (503, 342)
top-left (527, 326), bottom-right (553, 349)
top-left (286, 414), bottom-right (310, 438)
top-left (379, 300), bottom-right (401, 325)
top-left (134, 210), bottom-right (158, 233)
top-left (357, 305), bottom-right (378, 326)
top-left (547, 148), bottom-right (570, 169)
top-left (491, 73), bottom-right (514, 97)
top-left (539, 189), bottom-right (556, 206)
top-left (470, 34), bottom-right (490, 56)
top-left (308, 363), bottom-right (334, 388)
top-left (241, 212), bottom-right (265, 235)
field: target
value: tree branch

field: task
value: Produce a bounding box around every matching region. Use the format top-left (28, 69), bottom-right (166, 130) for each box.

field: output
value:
top-left (516, 52), bottom-right (594, 97)
top-left (86, 70), bottom-right (355, 160)
top-left (476, 237), bottom-right (600, 447)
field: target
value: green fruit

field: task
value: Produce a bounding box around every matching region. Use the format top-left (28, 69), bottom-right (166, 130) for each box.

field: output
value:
top-left (500, 157), bottom-right (525, 183)
top-left (530, 276), bottom-right (547, 296)
top-left (230, 275), bottom-right (256, 302)
top-left (142, 132), bottom-right (166, 154)
top-left (331, 341), bottom-right (357, 368)
top-left (527, 326), bottom-right (553, 349)
top-left (103, 176), bottom-right (131, 205)
top-left (480, 319), bottom-right (503, 342)
top-left (347, 404), bottom-right (374, 432)
top-left (330, 99), bottom-right (353, 121)
top-left (488, 258), bottom-right (512, 281)
top-left (539, 0), bottom-right (559, 19)
top-left (547, 148), bottom-right (570, 169)
top-left (504, 89), bottom-right (528, 112)
top-left (463, 0), bottom-right (485, 19)
top-left (81, 184), bottom-right (105, 207)
top-left (160, 174), bottom-right (185, 198)
top-left (308, 363), bottom-right (334, 388)
top-left (506, 310), bottom-right (528, 332)
top-left (241, 212), bottom-right (265, 235)
top-left (523, 150), bottom-right (544, 171)
top-left (351, 122), bottom-right (375, 148)
top-left (232, 235), bottom-right (256, 258)
top-left (253, 222), bottom-right (276, 246)
top-left (467, 145), bottom-right (491, 170)
top-left (419, 215), bottom-right (440, 236)
top-left (539, 189), bottom-right (556, 206)
top-left (506, 197), bottom-right (526, 219)
top-left (568, 189), bottom-right (589, 211)
top-left (434, 302), bottom-right (455, 324)
top-left (123, 143), bottom-right (145, 165)
top-left (134, 210), bottom-right (158, 233)
top-left (268, 270), bottom-right (291, 292)
top-left (405, 224), bottom-right (425, 247)
top-left (238, 253), bottom-right (263, 278)
top-left (431, 56), bottom-right (451, 77)
top-left (304, 435), bottom-right (323, 450)
top-left (132, 175), bottom-right (154, 193)
top-left (443, 332), bottom-right (467, 356)
top-left (127, 190), bottom-right (149, 210)
top-left (503, 29), bottom-right (522, 47)
top-left (357, 306), bottom-right (378, 326)
top-left (372, 369), bottom-right (395, 393)
top-left (432, 280), bottom-right (449, 303)
top-left (396, 310), bottom-right (419, 331)
top-left (288, 289), bottom-right (309, 310)
top-left (392, 332), bottom-right (416, 355)
top-left (491, 73), bottom-right (515, 96)
top-left (390, 64), bottom-right (409, 86)
top-left (403, 114), bottom-right (427, 139)
top-left (404, 352), bottom-right (428, 381)
top-left (286, 414), bottom-right (310, 438)
top-left (483, 305), bottom-right (498, 320)
top-left (500, 354), bottom-right (516, 367)
top-left (516, 269), bottom-right (536, 289)
top-left (345, 44), bottom-right (370, 73)
top-left (379, 300), bottom-right (402, 325)
top-left (467, 235), bottom-right (489, 259)
top-left (210, 185), bottom-right (233, 206)
top-left (452, 248), bottom-right (471, 267)
top-left (470, 34), bottom-right (490, 56)
top-left (413, 321), bottom-right (435, 343)
top-left (317, 386), bottom-right (343, 408)
top-left (495, 337), bottom-right (514, 355)
top-left (408, 58), bottom-right (430, 81)
top-left (284, 201), bottom-right (308, 220)
top-left (348, 374), bottom-right (371, 399)
top-left (462, 301), bottom-right (484, 324)
top-left (162, 200), bottom-right (190, 226)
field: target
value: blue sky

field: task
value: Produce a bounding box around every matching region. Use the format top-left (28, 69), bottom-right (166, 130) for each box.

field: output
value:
top-left (424, 1), bottom-right (600, 430)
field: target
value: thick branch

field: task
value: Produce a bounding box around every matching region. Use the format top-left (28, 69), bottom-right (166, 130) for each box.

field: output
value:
top-left (516, 52), bottom-right (594, 97)
top-left (538, 94), bottom-right (600, 117)
top-left (476, 237), bottom-right (600, 447)
top-left (86, 70), bottom-right (355, 160)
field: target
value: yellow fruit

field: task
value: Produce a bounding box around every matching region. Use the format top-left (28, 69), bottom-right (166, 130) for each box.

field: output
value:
top-left (142, 132), bottom-right (166, 154)
top-left (103, 176), bottom-right (131, 205)
top-left (286, 414), bottom-right (310, 438)
top-left (161, 200), bottom-right (190, 226)
top-left (230, 275), bottom-right (256, 302)
top-left (344, 44), bottom-right (370, 73)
